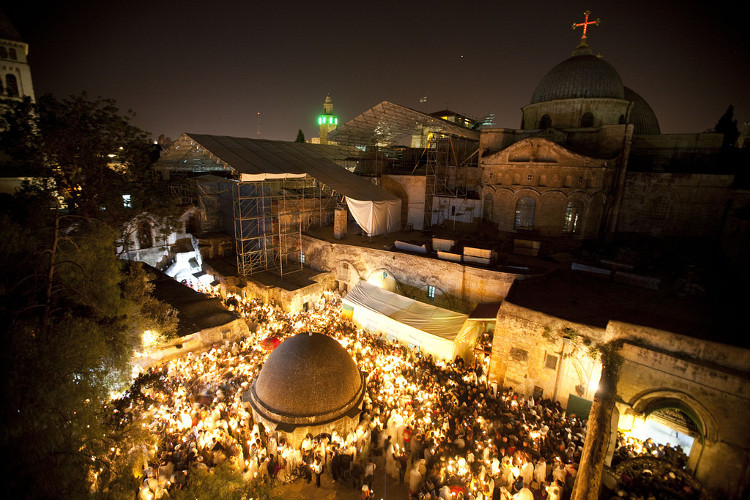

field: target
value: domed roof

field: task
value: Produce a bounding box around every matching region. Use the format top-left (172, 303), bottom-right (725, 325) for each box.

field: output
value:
top-left (624, 87), bottom-right (661, 135)
top-left (248, 332), bottom-right (364, 427)
top-left (531, 45), bottom-right (624, 104)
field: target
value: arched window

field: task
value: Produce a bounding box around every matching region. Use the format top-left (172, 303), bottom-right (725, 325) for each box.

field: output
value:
top-left (563, 200), bottom-right (584, 233)
top-left (482, 193), bottom-right (494, 222)
top-left (580, 112), bottom-right (594, 127)
top-left (137, 221), bottom-right (153, 249)
top-left (618, 114), bottom-right (626, 124)
top-left (514, 197), bottom-right (536, 230)
top-left (5, 74), bottom-right (19, 97)
top-left (539, 114), bottom-right (552, 129)
top-left (0, 47), bottom-right (7, 59)
top-left (8, 48), bottom-right (16, 60)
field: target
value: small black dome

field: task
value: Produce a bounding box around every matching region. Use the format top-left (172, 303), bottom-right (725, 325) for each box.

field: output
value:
top-left (249, 332), bottom-right (364, 426)
top-left (625, 87), bottom-right (661, 135)
top-left (531, 46), bottom-right (624, 104)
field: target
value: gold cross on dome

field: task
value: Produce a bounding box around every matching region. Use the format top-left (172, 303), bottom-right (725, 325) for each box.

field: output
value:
top-left (572, 10), bottom-right (600, 42)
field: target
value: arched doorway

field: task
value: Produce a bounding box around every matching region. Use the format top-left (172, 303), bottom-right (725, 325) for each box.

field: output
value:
top-left (563, 200), bottom-right (584, 234)
top-left (615, 401), bottom-right (700, 466)
top-left (137, 220), bottom-right (153, 249)
top-left (609, 394), bottom-right (714, 499)
top-left (364, 268), bottom-right (398, 293)
top-left (614, 391), bottom-right (717, 476)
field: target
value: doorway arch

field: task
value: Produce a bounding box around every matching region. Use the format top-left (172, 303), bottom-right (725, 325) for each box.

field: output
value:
top-left (614, 389), bottom-right (719, 477)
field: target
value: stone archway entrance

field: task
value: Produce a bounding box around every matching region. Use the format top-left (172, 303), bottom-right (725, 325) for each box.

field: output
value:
top-left (620, 391), bottom-right (716, 472)
top-left (608, 390), bottom-right (718, 497)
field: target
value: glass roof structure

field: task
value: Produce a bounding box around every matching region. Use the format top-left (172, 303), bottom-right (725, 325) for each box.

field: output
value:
top-left (328, 101), bottom-right (480, 147)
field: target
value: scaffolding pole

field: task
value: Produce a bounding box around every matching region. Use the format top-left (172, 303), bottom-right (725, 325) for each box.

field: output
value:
top-left (425, 136), bottom-right (479, 230)
top-left (233, 176), bottom-right (332, 277)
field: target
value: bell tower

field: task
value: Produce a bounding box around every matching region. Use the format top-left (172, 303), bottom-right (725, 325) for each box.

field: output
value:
top-left (0, 10), bottom-right (36, 102)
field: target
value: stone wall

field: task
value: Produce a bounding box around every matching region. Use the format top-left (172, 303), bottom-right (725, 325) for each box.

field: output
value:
top-left (614, 340), bottom-right (750, 499)
top-left (134, 317), bottom-right (250, 370)
top-left (490, 302), bottom-right (605, 406)
top-left (490, 301), bottom-right (750, 499)
top-left (381, 174), bottom-right (426, 230)
top-left (522, 98), bottom-right (631, 130)
top-left (618, 172), bottom-right (734, 238)
top-left (301, 235), bottom-right (517, 312)
top-left (631, 133), bottom-right (723, 156)
top-left (239, 273), bottom-right (335, 314)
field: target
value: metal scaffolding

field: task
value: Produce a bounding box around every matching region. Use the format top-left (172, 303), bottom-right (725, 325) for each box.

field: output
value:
top-left (232, 176), bottom-right (334, 277)
top-left (424, 136), bottom-right (479, 229)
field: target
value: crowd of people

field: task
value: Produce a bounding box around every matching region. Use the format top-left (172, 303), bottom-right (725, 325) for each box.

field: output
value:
top-left (111, 288), bottom-right (688, 499)
top-left (612, 434), bottom-right (689, 470)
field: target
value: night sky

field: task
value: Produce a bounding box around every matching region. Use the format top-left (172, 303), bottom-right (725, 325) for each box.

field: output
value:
top-left (5, 1), bottom-right (749, 142)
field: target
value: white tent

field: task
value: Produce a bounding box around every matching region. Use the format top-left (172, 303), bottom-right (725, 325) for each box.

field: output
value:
top-left (343, 280), bottom-right (470, 360)
top-left (345, 198), bottom-right (401, 237)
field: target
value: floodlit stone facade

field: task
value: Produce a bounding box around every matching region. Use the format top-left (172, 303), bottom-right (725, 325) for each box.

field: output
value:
top-left (490, 296), bottom-right (750, 499)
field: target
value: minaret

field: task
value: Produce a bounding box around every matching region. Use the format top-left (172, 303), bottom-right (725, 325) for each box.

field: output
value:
top-left (317, 94), bottom-right (338, 145)
top-left (0, 10), bottom-right (36, 102)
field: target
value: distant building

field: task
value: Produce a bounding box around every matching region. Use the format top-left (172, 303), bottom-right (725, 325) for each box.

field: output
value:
top-left (0, 11), bottom-right (37, 195)
top-left (0, 9), bottom-right (35, 102)
top-left (310, 94), bottom-right (338, 145)
top-left (478, 37), bottom-right (747, 243)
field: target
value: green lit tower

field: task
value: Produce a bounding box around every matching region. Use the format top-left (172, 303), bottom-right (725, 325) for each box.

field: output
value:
top-left (317, 94), bottom-right (338, 144)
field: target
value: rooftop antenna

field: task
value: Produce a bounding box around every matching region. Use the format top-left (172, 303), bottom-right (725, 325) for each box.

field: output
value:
top-left (256, 112), bottom-right (261, 138)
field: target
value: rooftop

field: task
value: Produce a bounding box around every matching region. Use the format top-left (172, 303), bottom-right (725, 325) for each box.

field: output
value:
top-left (246, 332), bottom-right (365, 430)
top-left (328, 101), bottom-right (480, 147)
top-left (143, 264), bottom-right (240, 337)
top-left (505, 269), bottom-right (745, 347)
top-left (204, 257), bottom-right (327, 292)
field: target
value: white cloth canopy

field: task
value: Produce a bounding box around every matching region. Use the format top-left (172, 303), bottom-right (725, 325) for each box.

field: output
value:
top-left (343, 280), bottom-right (469, 360)
top-left (345, 197), bottom-right (401, 237)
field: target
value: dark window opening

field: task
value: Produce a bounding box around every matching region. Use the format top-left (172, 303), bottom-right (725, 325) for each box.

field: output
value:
top-left (581, 112), bottom-right (594, 128)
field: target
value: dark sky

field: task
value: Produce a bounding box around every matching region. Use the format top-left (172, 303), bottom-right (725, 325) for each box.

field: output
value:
top-left (5, 1), bottom-right (749, 142)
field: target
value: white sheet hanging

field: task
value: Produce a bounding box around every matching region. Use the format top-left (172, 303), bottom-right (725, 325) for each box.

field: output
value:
top-left (345, 197), bottom-right (401, 237)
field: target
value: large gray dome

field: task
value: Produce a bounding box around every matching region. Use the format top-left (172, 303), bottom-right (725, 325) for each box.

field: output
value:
top-left (531, 46), bottom-right (624, 104)
top-left (248, 332), bottom-right (365, 427)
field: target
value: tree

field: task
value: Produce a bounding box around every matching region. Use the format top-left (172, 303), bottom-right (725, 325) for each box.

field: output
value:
top-left (571, 341), bottom-right (623, 500)
top-left (0, 93), bottom-right (176, 225)
top-left (0, 213), bottom-right (172, 497)
top-left (713, 105), bottom-right (739, 149)
top-left (170, 462), bottom-right (276, 500)
top-left (540, 327), bottom-right (624, 500)
top-left (0, 93), bottom-right (179, 497)
top-left (295, 129), bottom-right (306, 143)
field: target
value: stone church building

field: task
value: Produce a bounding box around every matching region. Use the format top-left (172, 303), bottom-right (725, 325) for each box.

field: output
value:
top-left (477, 39), bottom-right (746, 244)
top-left (469, 35), bottom-right (750, 499)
